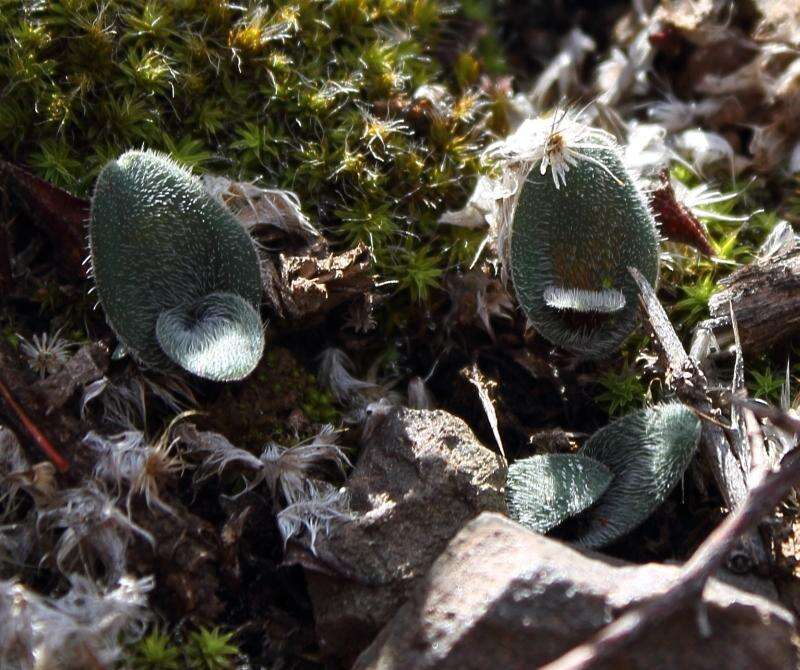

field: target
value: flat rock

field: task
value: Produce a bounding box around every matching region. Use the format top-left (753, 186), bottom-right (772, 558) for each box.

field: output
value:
top-left (355, 513), bottom-right (798, 670)
top-left (304, 408), bottom-right (506, 662)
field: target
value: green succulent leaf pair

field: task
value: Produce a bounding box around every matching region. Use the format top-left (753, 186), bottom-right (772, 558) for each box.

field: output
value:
top-left (506, 452), bottom-right (613, 534)
top-left (506, 403), bottom-right (701, 547)
top-left (90, 150), bottom-right (264, 382)
top-left (500, 111), bottom-right (659, 358)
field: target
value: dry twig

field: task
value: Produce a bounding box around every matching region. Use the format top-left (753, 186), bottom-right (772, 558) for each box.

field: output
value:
top-left (628, 267), bottom-right (749, 507)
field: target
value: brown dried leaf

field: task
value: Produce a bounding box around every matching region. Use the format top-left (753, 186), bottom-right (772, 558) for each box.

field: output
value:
top-left (0, 160), bottom-right (88, 279)
top-left (462, 364), bottom-right (505, 460)
top-left (33, 343), bottom-right (108, 415)
top-left (272, 243), bottom-right (374, 322)
top-left (202, 175), bottom-right (320, 241)
top-left (650, 171), bottom-right (715, 256)
top-left (753, 0), bottom-right (800, 47)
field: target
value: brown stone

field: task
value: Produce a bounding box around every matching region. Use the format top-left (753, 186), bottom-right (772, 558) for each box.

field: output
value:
top-left (356, 513), bottom-right (798, 670)
top-left (304, 408), bottom-right (506, 662)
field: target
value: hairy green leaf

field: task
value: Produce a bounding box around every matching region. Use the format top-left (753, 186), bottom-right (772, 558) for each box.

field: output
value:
top-left (507, 453), bottom-right (613, 534)
top-left (508, 116), bottom-right (659, 358)
top-left (90, 150), bottom-right (263, 380)
top-left (575, 402), bottom-right (701, 547)
top-left (156, 292), bottom-right (264, 382)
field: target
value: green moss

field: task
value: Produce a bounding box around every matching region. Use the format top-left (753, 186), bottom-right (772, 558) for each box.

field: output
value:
top-left (186, 627), bottom-right (239, 670)
top-left (595, 366), bottom-right (648, 417)
top-left (301, 386), bottom-right (340, 424)
top-left (0, 0), bottom-right (496, 304)
top-left (662, 167), bottom-right (782, 343)
top-left (132, 629), bottom-right (182, 670)
top-left (671, 274), bottom-right (718, 330)
top-left (129, 626), bottom-right (239, 670)
top-left (748, 362), bottom-right (786, 404)
top-left (203, 347), bottom-right (340, 446)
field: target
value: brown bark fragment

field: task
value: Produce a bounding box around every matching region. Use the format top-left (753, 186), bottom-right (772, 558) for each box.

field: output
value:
top-left (708, 249), bottom-right (800, 353)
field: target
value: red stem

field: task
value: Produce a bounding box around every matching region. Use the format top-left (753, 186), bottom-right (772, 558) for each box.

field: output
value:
top-left (0, 374), bottom-right (69, 472)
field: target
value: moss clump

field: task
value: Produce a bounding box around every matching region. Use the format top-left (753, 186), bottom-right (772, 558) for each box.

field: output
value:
top-left (131, 626), bottom-right (239, 670)
top-left (0, 0), bottom-right (494, 303)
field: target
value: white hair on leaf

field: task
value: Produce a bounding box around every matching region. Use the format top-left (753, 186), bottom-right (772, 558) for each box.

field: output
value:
top-left (201, 174), bottom-right (319, 240)
top-left (0, 427), bottom-right (31, 523)
top-left (673, 180), bottom-right (750, 223)
top-left (530, 27), bottom-right (596, 108)
top-left (79, 377), bottom-right (109, 420)
top-left (758, 221), bottom-right (798, 261)
top-left (407, 376), bottom-right (433, 410)
top-left (674, 127), bottom-right (749, 176)
top-left (51, 573), bottom-right (152, 639)
top-left (0, 579), bottom-right (41, 668)
top-left (543, 286), bottom-right (626, 313)
top-left (596, 27), bottom-right (654, 107)
top-left (317, 348), bottom-right (381, 405)
top-left (258, 424), bottom-right (350, 505)
top-left (83, 368), bottom-right (197, 432)
top-left (0, 517), bottom-right (37, 569)
top-left (84, 421), bottom-right (187, 518)
top-left (623, 122), bottom-right (670, 179)
top-left (186, 423), bottom-right (349, 506)
top-left (749, 122), bottom-right (788, 173)
top-left (16, 328), bottom-right (74, 379)
top-left (179, 423), bottom-right (353, 554)
top-left (646, 95), bottom-right (722, 132)
top-left (36, 482), bottom-right (153, 583)
top-left (437, 174), bottom-right (498, 230)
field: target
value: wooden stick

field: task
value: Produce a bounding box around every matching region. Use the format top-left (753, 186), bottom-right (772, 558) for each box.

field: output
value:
top-left (708, 249), bottom-right (800, 354)
top-left (629, 267), bottom-right (749, 508)
top-left (727, 300), bottom-right (752, 470)
top-left (733, 397), bottom-right (800, 437)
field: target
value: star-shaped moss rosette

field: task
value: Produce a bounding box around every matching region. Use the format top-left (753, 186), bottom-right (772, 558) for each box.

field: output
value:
top-left (494, 110), bottom-right (659, 358)
top-left (506, 453), bottom-right (613, 534)
top-left (505, 403), bottom-right (700, 546)
top-left (89, 150), bottom-right (264, 382)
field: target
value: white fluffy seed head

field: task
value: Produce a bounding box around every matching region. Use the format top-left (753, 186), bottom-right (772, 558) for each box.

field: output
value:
top-left (16, 328), bottom-right (73, 379)
top-left (488, 109), bottom-right (620, 190)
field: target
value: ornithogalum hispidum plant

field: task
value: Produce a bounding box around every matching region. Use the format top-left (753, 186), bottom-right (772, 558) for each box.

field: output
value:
top-left (506, 402), bottom-right (701, 546)
top-left (575, 402), bottom-right (701, 547)
top-left (90, 150), bottom-right (264, 382)
top-left (493, 109), bottom-right (659, 358)
top-left (506, 453), bottom-right (612, 534)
